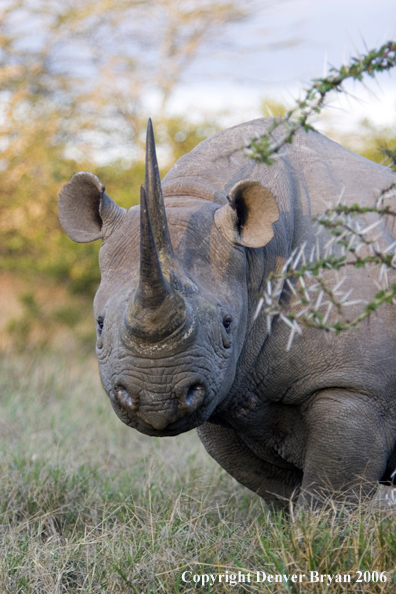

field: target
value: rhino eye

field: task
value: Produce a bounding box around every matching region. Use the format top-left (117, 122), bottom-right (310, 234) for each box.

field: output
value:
top-left (222, 316), bottom-right (232, 333)
top-left (97, 316), bottom-right (104, 334)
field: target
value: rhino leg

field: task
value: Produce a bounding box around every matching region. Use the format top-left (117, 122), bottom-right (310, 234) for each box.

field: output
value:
top-left (197, 422), bottom-right (303, 510)
top-left (298, 388), bottom-right (395, 509)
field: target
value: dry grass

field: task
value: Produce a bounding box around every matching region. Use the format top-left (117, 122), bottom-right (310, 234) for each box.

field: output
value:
top-left (0, 351), bottom-right (396, 593)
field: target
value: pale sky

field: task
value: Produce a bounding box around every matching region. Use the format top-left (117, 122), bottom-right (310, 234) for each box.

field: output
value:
top-left (165, 0), bottom-right (396, 135)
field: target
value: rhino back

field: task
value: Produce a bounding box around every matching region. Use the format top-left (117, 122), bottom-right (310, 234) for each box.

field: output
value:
top-left (163, 117), bottom-right (396, 255)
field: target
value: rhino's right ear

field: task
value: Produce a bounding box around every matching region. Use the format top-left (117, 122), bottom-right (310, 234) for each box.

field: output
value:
top-left (59, 172), bottom-right (126, 242)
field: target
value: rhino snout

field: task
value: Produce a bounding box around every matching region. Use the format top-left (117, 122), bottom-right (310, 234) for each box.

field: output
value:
top-left (112, 380), bottom-right (207, 431)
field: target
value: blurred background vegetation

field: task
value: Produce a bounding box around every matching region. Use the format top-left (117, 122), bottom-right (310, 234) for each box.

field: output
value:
top-left (0, 0), bottom-right (395, 352)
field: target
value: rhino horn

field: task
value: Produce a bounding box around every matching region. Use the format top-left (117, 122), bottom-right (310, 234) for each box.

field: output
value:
top-left (145, 118), bottom-right (175, 264)
top-left (135, 184), bottom-right (171, 310)
top-left (126, 183), bottom-right (188, 343)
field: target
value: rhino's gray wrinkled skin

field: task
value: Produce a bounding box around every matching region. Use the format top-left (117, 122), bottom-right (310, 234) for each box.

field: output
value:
top-left (59, 118), bottom-right (396, 509)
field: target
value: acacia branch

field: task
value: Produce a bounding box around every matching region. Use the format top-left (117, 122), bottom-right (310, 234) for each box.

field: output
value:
top-left (250, 43), bottom-right (396, 344)
top-left (256, 183), bottom-right (396, 348)
top-left (246, 41), bottom-right (396, 165)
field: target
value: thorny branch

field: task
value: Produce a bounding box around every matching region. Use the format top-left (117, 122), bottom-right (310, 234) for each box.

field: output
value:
top-left (255, 183), bottom-right (396, 349)
top-left (249, 42), bottom-right (396, 347)
top-left (246, 41), bottom-right (396, 166)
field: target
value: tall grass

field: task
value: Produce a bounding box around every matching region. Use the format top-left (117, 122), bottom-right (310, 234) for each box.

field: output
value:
top-left (0, 351), bottom-right (396, 593)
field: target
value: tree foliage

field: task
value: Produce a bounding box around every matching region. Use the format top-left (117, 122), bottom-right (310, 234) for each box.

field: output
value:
top-left (0, 0), bottom-right (253, 347)
top-left (0, 0), bottom-right (247, 294)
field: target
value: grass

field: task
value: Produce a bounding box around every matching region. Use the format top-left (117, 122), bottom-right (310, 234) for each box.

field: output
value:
top-left (0, 351), bottom-right (396, 593)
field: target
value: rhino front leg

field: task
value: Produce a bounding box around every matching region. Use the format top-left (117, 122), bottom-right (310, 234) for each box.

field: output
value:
top-left (299, 388), bottom-right (395, 508)
top-left (197, 422), bottom-right (303, 510)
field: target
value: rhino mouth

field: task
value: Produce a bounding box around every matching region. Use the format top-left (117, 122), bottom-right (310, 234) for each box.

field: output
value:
top-left (132, 409), bottom-right (210, 437)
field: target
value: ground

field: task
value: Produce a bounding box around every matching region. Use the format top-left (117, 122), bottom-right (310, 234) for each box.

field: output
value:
top-left (0, 350), bottom-right (395, 592)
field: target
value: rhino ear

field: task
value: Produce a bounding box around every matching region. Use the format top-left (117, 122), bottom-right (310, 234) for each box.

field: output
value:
top-left (214, 180), bottom-right (279, 248)
top-left (59, 172), bottom-right (125, 242)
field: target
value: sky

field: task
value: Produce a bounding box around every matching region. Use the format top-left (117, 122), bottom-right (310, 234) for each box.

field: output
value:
top-left (164, 0), bottom-right (396, 137)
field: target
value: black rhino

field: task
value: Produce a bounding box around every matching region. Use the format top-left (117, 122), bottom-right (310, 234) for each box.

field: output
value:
top-left (59, 118), bottom-right (396, 509)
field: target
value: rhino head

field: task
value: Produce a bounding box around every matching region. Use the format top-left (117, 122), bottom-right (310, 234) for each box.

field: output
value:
top-left (59, 120), bottom-right (279, 436)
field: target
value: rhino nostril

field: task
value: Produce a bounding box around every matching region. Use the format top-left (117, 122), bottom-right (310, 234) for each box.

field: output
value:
top-left (114, 385), bottom-right (136, 411)
top-left (184, 383), bottom-right (206, 409)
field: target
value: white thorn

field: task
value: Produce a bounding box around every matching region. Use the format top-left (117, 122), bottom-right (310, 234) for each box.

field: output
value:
top-left (333, 276), bottom-right (347, 294)
top-left (383, 241), bottom-right (396, 255)
top-left (339, 288), bottom-right (354, 304)
top-left (280, 314), bottom-right (297, 330)
top-left (359, 220), bottom-right (383, 236)
top-left (315, 290), bottom-right (324, 310)
top-left (286, 327), bottom-right (296, 351)
top-left (253, 297), bottom-right (264, 321)
top-left (342, 300), bottom-right (364, 307)
top-left (286, 279), bottom-right (298, 297)
top-left (323, 302), bottom-right (334, 325)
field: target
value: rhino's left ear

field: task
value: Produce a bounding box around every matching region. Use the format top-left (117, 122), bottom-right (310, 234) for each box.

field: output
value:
top-left (214, 180), bottom-right (279, 248)
top-left (59, 171), bottom-right (126, 242)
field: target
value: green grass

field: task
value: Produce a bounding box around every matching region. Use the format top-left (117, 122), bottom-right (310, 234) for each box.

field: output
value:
top-left (0, 351), bottom-right (396, 593)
